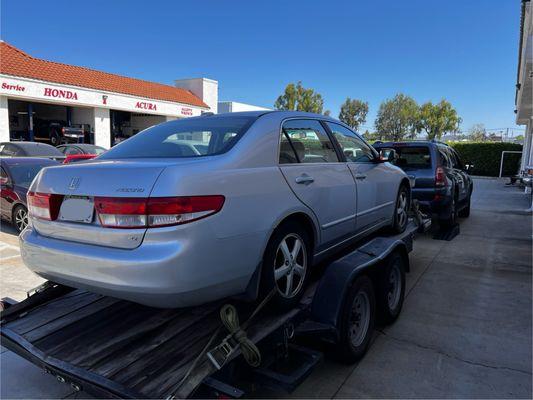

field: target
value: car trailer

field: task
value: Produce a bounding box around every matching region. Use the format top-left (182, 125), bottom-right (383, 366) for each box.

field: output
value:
top-left (0, 219), bottom-right (426, 399)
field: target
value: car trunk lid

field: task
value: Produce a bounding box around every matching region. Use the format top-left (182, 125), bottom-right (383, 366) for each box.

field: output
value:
top-left (29, 160), bottom-right (169, 249)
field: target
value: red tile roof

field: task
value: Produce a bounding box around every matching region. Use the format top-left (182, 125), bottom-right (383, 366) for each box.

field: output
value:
top-left (0, 41), bottom-right (208, 108)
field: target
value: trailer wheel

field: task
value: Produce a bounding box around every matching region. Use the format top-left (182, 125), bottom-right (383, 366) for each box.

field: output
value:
top-left (333, 275), bottom-right (376, 364)
top-left (377, 252), bottom-right (406, 324)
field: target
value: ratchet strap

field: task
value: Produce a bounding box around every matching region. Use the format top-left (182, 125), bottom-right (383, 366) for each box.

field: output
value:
top-left (168, 289), bottom-right (276, 399)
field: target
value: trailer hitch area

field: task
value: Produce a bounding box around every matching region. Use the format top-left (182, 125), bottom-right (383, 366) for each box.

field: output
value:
top-left (410, 199), bottom-right (431, 233)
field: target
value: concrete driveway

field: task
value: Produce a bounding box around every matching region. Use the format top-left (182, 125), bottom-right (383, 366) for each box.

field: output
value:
top-left (1, 178), bottom-right (531, 399)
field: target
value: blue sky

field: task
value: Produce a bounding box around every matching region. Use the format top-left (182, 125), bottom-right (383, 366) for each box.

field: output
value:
top-left (0, 0), bottom-right (524, 135)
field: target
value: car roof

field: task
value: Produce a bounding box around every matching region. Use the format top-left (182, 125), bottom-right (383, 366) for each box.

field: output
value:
top-left (373, 141), bottom-right (441, 147)
top-left (1, 141), bottom-right (56, 148)
top-left (191, 110), bottom-right (344, 123)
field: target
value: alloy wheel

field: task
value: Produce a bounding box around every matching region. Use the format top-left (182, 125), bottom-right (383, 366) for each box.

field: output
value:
top-left (14, 207), bottom-right (28, 232)
top-left (273, 233), bottom-right (307, 298)
top-left (349, 291), bottom-right (371, 347)
top-left (397, 191), bottom-right (408, 229)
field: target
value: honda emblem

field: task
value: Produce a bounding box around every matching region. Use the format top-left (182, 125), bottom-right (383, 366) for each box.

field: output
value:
top-left (68, 177), bottom-right (80, 190)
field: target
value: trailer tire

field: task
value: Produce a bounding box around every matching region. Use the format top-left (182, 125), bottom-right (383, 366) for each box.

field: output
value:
top-left (333, 275), bottom-right (375, 364)
top-left (376, 252), bottom-right (406, 324)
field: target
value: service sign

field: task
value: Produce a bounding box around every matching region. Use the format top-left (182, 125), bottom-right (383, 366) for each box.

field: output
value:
top-left (0, 75), bottom-right (206, 118)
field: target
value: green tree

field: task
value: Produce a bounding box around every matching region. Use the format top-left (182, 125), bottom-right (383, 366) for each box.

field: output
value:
top-left (416, 100), bottom-right (461, 140)
top-left (468, 124), bottom-right (487, 142)
top-left (375, 94), bottom-right (419, 141)
top-left (338, 98), bottom-right (369, 130)
top-left (274, 81), bottom-right (324, 114)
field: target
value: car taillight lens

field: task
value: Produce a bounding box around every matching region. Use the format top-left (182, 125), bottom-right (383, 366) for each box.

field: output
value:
top-left (435, 167), bottom-right (447, 187)
top-left (94, 196), bottom-right (225, 228)
top-left (27, 192), bottom-right (63, 220)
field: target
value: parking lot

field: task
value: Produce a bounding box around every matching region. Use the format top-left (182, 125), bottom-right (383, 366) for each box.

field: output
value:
top-left (1, 177), bottom-right (532, 399)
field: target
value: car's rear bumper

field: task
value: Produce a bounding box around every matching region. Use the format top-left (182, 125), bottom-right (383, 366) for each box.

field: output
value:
top-left (19, 224), bottom-right (264, 308)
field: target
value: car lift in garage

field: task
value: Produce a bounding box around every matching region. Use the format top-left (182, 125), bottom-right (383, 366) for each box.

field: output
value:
top-left (0, 212), bottom-right (430, 399)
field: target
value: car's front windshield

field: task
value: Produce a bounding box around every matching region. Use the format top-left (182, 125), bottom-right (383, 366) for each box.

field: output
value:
top-left (99, 115), bottom-right (257, 159)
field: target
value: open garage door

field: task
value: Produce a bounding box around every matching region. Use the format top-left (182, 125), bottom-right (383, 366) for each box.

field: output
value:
top-left (110, 110), bottom-right (166, 146)
top-left (7, 99), bottom-right (95, 145)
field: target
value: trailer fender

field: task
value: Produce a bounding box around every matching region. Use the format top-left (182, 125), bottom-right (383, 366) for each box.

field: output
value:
top-left (310, 239), bottom-right (410, 341)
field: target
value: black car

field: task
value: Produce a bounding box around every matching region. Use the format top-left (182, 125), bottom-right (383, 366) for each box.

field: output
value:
top-left (0, 141), bottom-right (64, 159)
top-left (373, 141), bottom-right (473, 226)
top-left (56, 143), bottom-right (106, 156)
top-left (0, 157), bottom-right (59, 232)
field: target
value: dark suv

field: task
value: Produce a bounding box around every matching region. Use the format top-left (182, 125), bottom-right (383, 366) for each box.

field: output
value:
top-left (373, 141), bottom-right (473, 226)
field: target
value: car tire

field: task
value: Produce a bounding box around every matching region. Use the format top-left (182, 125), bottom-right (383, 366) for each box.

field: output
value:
top-left (50, 130), bottom-right (61, 146)
top-left (332, 275), bottom-right (376, 364)
top-left (260, 221), bottom-right (312, 310)
top-left (440, 194), bottom-right (458, 227)
top-left (376, 252), bottom-right (406, 324)
top-left (12, 205), bottom-right (28, 233)
top-left (458, 194), bottom-right (471, 218)
top-left (391, 185), bottom-right (409, 233)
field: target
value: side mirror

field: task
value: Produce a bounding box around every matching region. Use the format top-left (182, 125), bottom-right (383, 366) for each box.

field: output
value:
top-left (379, 149), bottom-right (397, 163)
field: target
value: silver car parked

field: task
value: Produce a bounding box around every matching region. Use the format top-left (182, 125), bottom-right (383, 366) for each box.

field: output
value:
top-left (20, 111), bottom-right (410, 308)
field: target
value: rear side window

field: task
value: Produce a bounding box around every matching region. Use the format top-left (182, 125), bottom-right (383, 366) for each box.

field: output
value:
top-left (64, 147), bottom-right (81, 155)
top-left (438, 148), bottom-right (452, 168)
top-left (99, 115), bottom-right (256, 159)
top-left (392, 146), bottom-right (432, 169)
top-left (280, 119), bottom-right (339, 164)
top-left (325, 122), bottom-right (375, 162)
top-left (447, 148), bottom-right (462, 169)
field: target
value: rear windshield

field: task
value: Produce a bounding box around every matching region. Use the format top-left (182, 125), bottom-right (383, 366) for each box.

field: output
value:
top-left (100, 115), bottom-right (257, 159)
top-left (388, 146), bottom-right (432, 169)
top-left (25, 145), bottom-right (63, 157)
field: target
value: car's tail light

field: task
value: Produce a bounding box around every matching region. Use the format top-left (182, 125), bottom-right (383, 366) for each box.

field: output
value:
top-left (94, 196), bottom-right (225, 228)
top-left (435, 167), bottom-right (447, 187)
top-left (61, 127), bottom-right (65, 134)
top-left (27, 192), bottom-right (63, 220)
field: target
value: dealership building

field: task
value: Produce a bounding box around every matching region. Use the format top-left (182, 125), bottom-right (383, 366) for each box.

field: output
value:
top-left (0, 41), bottom-right (221, 148)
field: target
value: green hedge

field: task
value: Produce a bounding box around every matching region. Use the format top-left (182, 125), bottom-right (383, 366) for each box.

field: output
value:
top-left (449, 142), bottom-right (523, 177)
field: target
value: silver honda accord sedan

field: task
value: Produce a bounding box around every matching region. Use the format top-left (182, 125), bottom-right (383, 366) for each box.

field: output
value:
top-left (20, 111), bottom-right (410, 308)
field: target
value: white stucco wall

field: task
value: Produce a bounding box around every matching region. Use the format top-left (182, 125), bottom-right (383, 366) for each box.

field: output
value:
top-left (93, 107), bottom-right (110, 148)
top-left (218, 101), bottom-right (270, 113)
top-left (0, 96), bottom-right (9, 142)
top-left (174, 78), bottom-right (218, 114)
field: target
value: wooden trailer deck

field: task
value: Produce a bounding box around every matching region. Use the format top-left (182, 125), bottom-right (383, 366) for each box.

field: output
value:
top-left (0, 286), bottom-right (308, 398)
top-left (1, 222), bottom-right (421, 399)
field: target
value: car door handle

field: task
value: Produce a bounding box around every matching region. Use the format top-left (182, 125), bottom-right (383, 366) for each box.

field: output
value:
top-left (355, 174), bottom-right (366, 180)
top-left (295, 174), bottom-right (314, 184)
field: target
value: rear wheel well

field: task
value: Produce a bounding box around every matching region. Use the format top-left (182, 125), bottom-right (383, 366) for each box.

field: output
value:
top-left (400, 177), bottom-right (410, 193)
top-left (366, 246), bottom-right (410, 289)
top-left (273, 212), bottom-right (317, 255)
